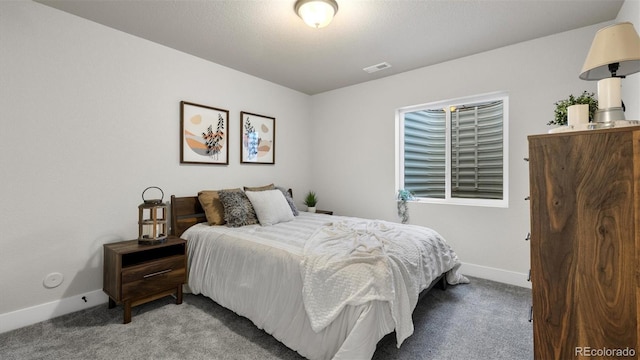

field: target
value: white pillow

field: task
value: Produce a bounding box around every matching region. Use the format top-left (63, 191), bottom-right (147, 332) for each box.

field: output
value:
top-left (245, 189), bottom-right (295, 226)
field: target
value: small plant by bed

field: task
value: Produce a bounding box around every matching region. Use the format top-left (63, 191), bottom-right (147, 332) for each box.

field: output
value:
top-left (304, 191), bottom-right (318, 212)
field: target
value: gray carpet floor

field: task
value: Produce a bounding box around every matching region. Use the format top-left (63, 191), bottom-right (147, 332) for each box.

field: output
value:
top-left (0, 276), bottom-right (533, 359)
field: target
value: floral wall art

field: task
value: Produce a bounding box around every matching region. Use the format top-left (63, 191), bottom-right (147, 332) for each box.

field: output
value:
top-left (180, 101), bottom-right (229, 165)
top-left (241, 111), bottom-right (275, 164)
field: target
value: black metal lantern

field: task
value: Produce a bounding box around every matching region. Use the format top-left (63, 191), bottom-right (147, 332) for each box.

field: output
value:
top-left (138, 186), bottom-right (168, 245)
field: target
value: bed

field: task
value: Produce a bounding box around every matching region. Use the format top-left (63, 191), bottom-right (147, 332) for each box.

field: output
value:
top-left (170, 188), bottom-right (468, 360)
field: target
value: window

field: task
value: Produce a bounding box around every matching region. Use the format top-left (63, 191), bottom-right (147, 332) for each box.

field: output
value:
top-left (396, 92), bottom-right (508, 207)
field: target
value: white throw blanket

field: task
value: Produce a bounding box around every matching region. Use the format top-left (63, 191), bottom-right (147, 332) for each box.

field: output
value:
top-left (300, 219), bottom-right (468, 347)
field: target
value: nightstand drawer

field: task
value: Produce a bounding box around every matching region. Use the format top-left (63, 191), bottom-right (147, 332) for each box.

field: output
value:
top-left (122, 255), bottom-right (184, 282)
top-left (122, 256), bottom-right (185, 300)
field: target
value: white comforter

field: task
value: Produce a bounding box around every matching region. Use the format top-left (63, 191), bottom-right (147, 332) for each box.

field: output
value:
top-left (185, 213), bottom-right (467, 360)
top-left (301, 219), bottom-right (468, 347)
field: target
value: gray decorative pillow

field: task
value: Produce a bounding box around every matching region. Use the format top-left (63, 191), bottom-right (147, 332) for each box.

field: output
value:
top-left (218, 189), bottom-right (258, 227)
top-left (277, 186), bottom-right (299, 216)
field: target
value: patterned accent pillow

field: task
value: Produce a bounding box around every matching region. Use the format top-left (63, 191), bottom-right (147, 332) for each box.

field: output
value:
top-left (276, 186), bottom-right (299, 216)
top-left (218, 189), bottom-right (258, 227)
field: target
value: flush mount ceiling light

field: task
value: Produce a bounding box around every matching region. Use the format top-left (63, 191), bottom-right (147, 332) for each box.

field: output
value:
top-left (294, 0), bottom-right (339, 29)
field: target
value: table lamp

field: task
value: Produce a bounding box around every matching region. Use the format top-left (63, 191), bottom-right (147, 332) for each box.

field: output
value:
top-left (579, 22), bottom-right (640, 127)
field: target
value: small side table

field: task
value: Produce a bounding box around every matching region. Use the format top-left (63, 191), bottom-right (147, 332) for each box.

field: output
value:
top-left (103, 236), bottom-right (187, 323)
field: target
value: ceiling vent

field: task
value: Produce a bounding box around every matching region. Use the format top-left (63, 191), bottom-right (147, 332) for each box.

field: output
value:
top-left (363, 62), bottom-right (392, 74)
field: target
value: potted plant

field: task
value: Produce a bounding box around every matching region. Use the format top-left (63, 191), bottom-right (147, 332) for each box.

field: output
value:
top-left (549, 91), bottom-right (598, 126)
top-left (397, 189), bottom-right (415, 224)
top-left (304, 191), bottom-right (318, 213)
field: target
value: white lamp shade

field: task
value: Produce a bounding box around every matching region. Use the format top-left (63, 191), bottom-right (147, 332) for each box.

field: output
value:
top-left (580, 22), bottom-right (640, 80)
top-left (295, 0), bottom-right (338, 28)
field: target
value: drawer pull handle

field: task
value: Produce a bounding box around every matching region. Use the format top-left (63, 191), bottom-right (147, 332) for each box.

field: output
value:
top-left (144, 269), bottom-right (172, 278)
top-left (529, 306), bottom-right (534, 322)
top-left (525, 232), bottom-right (530, 241)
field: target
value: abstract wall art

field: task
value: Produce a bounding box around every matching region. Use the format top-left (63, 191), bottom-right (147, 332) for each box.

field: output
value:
top-left (240, 111), bottom-right (275, 164)
top-left (180, 101), bottom-right (229, 165)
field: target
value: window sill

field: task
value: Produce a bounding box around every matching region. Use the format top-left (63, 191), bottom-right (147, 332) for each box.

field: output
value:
top-left (408, 197), bottom-right (508, 208)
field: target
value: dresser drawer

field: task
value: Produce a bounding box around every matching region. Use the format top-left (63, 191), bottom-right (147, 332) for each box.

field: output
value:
top-left (121, 256), bottom-right (185, 300)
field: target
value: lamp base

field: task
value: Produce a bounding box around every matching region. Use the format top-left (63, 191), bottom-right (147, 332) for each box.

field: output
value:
top-left (593, 107), bottom-right (625, 128)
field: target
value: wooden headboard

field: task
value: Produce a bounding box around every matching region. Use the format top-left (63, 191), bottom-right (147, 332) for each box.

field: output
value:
top-left (170, 189), bottom-right (293, 237)
top-left (170, 195), bottom-right (206, 237)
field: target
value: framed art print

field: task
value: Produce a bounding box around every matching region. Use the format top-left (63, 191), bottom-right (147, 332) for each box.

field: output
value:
top-left (180, 101), bottom-right (229, 165)
top-left (240, 111), bottom-right (275, 164)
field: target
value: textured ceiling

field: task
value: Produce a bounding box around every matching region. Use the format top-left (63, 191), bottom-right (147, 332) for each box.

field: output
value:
top-left (36, 0), bottom-right (624, 95)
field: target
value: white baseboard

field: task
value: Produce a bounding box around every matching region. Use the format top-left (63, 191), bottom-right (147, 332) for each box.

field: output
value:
top-left (0, 289), bottom-right (108, 334)
top-left (460, 262), bottom-right (531, 289)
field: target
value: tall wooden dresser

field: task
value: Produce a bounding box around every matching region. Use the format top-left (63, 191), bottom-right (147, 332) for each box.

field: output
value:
top-left (528, 126), bottom-right (640, 359)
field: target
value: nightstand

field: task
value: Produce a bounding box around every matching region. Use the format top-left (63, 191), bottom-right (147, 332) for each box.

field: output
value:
top-left (103, 236), bottom-right (187, 324)
top-left (316, 210), bottom-right (333, 215)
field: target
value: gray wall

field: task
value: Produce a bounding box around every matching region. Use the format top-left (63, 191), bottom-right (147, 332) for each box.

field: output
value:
top-left (0, 1), bottom-right (313, 317)
top-left (308, 17), bottom-right (639, 286)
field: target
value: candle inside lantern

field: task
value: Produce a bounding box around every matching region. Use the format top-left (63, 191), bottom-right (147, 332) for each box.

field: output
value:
top-left (142, 223), bottom-right (163, 238)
